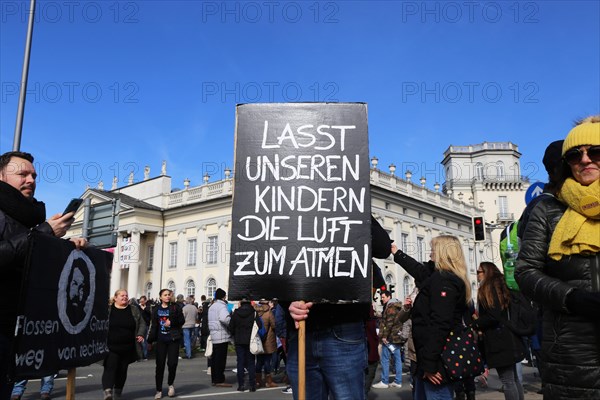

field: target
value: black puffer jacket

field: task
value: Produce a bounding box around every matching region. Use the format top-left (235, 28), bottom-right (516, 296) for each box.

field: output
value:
top-left (393, 251), bottom-right (467, 379)
top-left (0, 182), bottom-right (53, 337)
top-left (515, 196), bottom-right (600, 399)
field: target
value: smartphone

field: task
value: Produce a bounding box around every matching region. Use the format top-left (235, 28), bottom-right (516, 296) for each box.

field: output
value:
top-left (63, 198), bottom-right (84, 216)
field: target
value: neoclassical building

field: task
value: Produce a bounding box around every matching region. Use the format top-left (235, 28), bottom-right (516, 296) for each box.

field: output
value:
top-left (67, 142), bottom-right (529, 302)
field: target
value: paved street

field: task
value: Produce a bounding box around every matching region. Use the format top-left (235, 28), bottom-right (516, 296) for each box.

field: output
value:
top-left (17, 355), bottom-right (542, 400)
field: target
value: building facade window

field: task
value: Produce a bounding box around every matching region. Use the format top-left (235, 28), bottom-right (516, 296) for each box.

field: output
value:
top-left (469, 248), bottom-right (475, 273)
top-left (475, 162), bottom-right (484, 180)
top-left (498, 196), bottom-right (509, 218)
top-left (185, 279), bottom-right (195, 297)
top-left (401, 233), bottom-right (409, 253)
top-left (385, 274), bottom-right (394, 294)
top-left (147, 245), bottom-right (154, 271)
top-left (496, 161), bottom-right (505, 178)
top-left (417, 236), bottom-right (425, 262)
top-left (169, 242), bottom-right (178, 269)
top-left (167, 280), bottom-right (176, 293)
top-left (145, 282), bottom-right (152, 299)
top-left (207, 236), bottom-right (218, 264)
top-left (187, 239), bottom-right (197, 266)
top-left (205, 278), bottom-right (217, 299)
top-left (403, 276), bottom-right (410, 298)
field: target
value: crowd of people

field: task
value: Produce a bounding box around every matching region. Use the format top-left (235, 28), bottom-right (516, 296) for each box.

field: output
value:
top-left (1, 115), bottom-right (598, 400)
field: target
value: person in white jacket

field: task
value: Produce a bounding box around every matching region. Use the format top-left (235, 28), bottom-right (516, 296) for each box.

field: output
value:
top-left (208, 288), bottom-right (232, 387)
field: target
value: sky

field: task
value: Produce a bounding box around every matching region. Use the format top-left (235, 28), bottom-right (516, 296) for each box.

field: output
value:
top-left (1, 0), bottom-right (599, 214)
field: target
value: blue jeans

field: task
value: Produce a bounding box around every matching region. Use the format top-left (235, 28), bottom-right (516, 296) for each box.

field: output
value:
top-left (287, 322), bottom-right (367, 400)
top-left (183, 328), bottom-right (194, 358)
top-left (11, 375), bottom-right (55, 396)
top-left (414, 376), bottom-right (453, 400)
top-left (380, 344), bottom-right (403, 385)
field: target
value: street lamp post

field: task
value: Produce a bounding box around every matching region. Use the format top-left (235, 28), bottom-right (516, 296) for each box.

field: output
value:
top-left (12, 0), bottom-right (37, 151)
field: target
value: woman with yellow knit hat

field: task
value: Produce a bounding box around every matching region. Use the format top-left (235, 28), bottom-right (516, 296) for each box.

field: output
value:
top-left (515, 115), bottom-right (600, 399)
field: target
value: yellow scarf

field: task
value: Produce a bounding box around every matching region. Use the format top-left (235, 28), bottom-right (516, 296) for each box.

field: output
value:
top-left (548, 178), bottom-right (600, 260)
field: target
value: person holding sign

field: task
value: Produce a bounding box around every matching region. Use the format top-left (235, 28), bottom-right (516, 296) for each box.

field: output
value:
top-left (102, 289), bottom-right (146, 400)
top-left (515, 116), bottom-right (600, 398)
top-left (287, 216), bottom-right (392, 400)
top-left (147, 289), bottom-right (185, 399)
top-left (390, 235), bottom-right (472, 400)
top-left (0, 151), bottom-right (87, 398)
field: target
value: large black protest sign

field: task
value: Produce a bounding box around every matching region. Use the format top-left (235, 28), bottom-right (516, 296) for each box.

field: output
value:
top-left (229, 103), bottom-right (372, 302)
top-left (13, 233), bottom-right (112, 378)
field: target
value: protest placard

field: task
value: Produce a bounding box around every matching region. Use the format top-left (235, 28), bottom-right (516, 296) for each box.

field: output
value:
top-left (229, 103), bottom-right (372, 302)
top-left (13, 233), bottom-right (112, 378)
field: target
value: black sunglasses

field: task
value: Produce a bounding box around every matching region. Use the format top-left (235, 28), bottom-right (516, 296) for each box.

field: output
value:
top-left (563, 145), bottom-right (600, 165)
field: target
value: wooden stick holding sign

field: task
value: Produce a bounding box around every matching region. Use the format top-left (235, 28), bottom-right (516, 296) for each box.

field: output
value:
top-left (298, 317), bottom-right (306, 400)
top-left (66, 368), bottom-right (76, 400)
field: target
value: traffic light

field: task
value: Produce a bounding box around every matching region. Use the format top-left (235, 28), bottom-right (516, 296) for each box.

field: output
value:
top-left (473, 216), bottom-right (485, 242)
top-left (389, 284), bottom-right (395, 295)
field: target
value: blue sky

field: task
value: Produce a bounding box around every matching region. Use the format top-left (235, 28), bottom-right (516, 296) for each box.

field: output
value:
top-left (1, 0), bottom-right (599, 214)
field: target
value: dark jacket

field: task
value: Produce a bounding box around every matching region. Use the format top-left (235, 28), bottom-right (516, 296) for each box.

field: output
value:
top-left (393, 251), bottom-right (467, 378)
top-left (515, 196), bottom-right (600, 399)
top-left (474, 292), bottom-right (525, 369)
top-left (200, 301), bottom-right (211, 335)
top-left (379, 300), bottom-right (410, 345)
top-left (229, 302), bottom-right (255, 346)
top-left (147, 303), bottom-right (185, 343)
top-left (0, 182), bottom-right (53, 337)
top-left (107, 304), bottom-right (147, 362)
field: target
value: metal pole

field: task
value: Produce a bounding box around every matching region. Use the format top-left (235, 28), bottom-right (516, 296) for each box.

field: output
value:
top-left (13, 0), bottom-right (37, 151)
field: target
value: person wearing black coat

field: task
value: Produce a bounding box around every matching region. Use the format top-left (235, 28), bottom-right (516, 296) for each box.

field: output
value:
top-left (391, 235), bottom-right (471, 400)
top-left (474, 262), bottom-right (525, 400)
top-left (229, 299), bottom-right (257, 392)
top-left (0, 151), bottom-right (86, 398)
top-left (515, 117), bottom-right (600, 399)
top-left (286, 216), bottom-right (392, 399)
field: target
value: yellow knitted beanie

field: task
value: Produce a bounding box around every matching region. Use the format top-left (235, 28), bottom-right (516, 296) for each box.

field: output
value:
top-left (562, 122), bottom-right (600, 155)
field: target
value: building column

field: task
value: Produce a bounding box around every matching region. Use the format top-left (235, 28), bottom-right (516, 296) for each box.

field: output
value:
top-left (176, 229), bottom-right (185, 294)
top-left (196, 225), bottom-right (207, 296)
top-left (111, 233), bottom-right (124, 296)
top-left (218, 220), bottom-right (229, 289)
top-left (152, 231), bottom-right (165, 298)
top-left (127, 228), bottom-right (141, 298)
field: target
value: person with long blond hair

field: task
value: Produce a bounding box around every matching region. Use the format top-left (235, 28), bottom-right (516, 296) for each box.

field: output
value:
top-left (391, 235), bottom-right (471, 400)
top-left (102, 289), bottom-right (146, 400)
top-left (474, 262), bottom-right (525, 400)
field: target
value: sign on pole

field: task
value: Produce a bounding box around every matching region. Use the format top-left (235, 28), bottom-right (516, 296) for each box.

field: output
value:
top-left (525, 182), bottom-right (545, 205)
top-left (13, 233), bottom-right (112, 378)
top-left (228, 103), bottom-right (372, 302)
top-left (86, 199), bottom-right (120, 249)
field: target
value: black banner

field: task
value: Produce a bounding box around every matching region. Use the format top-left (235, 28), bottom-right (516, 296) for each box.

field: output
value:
top-left (229, 103), bottom-right (372, 302)
top-left (13, 233), bottom-right (112, 378)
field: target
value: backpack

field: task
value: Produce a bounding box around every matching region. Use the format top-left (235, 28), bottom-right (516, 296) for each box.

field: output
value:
top-left (256, 314), bottom-right (267, 341)
top-left (504, 289), bottom-right (537, 337)
top-left (499, 221), bottom-right (520, 290)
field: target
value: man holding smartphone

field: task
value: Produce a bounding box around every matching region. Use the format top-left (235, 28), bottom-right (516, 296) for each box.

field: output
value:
top-left (0, 151), bottom-right (87, 398)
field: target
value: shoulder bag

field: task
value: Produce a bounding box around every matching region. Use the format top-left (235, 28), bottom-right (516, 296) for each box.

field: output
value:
top-left (441, 309), bottom-right (485, 382)
top-left (250, 312), bottom-right (265, 355)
